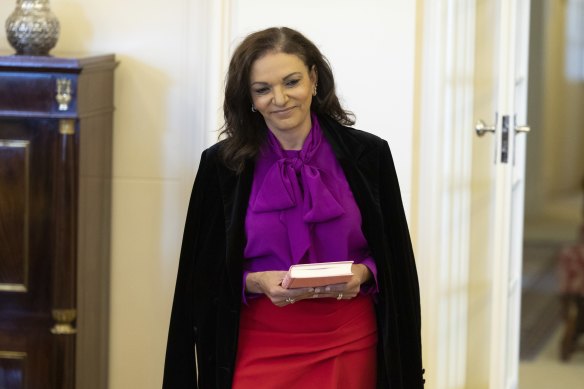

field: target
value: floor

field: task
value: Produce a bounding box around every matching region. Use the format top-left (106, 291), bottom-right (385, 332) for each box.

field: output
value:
top-left (520, 196), bottom-right (584, 389)
top-left (519, 326), bottom-right (584, 389)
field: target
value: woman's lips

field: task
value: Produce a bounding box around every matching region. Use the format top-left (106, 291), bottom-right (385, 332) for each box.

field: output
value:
top-left (272, 106), bottom-right (296, 115)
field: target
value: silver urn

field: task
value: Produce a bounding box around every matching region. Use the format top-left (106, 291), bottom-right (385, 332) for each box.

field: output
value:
top-left (5, 0), bottom-right (60, 56)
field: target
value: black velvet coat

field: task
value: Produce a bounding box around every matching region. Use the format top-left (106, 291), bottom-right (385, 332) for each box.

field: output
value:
top-left (163, 115), bottom-right (424, 388)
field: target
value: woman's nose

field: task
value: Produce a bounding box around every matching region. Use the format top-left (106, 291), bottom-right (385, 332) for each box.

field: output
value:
top-left (272, 86), bottom-right (288, 106)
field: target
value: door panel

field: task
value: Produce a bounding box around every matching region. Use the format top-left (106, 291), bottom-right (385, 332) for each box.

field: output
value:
top-left (0, 119), bottom-right (57, 389)
top-left (0, 140), bottom-right (29, 290)
top-left (0, 352), bottom-right (26, 389)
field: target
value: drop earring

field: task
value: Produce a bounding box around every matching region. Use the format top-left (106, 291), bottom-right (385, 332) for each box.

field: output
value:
top-left (313, 83), bottom-right (318, 96)
top-left (251, 104), bottom-right (257, 112)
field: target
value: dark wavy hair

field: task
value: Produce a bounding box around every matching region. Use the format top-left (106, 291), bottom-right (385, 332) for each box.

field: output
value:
top-left (219, 27), bottom-right (355, 172)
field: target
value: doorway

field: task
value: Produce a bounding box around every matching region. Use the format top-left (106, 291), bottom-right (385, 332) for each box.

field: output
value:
top-left (519, 0), bottom-right (584, 387)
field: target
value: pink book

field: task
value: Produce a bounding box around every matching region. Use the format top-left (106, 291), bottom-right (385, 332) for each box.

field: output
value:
top-left (281, 261), bottom-right (354, 289)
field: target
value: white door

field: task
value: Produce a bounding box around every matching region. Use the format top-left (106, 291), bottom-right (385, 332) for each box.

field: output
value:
top-left (473, 1), bottom-right (531, 388)
top-left (416, 1), bottom-right (531, 387)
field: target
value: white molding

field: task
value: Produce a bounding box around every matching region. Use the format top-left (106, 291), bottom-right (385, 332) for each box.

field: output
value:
top-left (184, 0), bottom-right (233, 196)
top-left (185, 0), bottom-right (211, 191)
top-left (416, 1), bottom-right (476, 388)
top-left (206, 0), bottom-right (234, 147)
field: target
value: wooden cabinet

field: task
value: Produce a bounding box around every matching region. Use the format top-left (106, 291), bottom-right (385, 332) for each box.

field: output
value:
top-left (0, 54), bottom-right (116, 389)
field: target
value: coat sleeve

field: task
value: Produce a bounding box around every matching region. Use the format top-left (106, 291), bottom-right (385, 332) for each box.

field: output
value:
top-left (163, 150), bottom-right (211, 389)
top-left (378, 141), bottom-right (424, 388)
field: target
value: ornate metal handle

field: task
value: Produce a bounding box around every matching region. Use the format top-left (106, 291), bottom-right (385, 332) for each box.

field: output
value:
top-left (55, 78), bottom-right (72, 111)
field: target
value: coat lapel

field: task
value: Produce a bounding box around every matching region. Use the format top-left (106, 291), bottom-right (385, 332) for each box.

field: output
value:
top-left (319, 115), bottom-right (384, 240)
top-left (319, 115), bottom-right (366, 163)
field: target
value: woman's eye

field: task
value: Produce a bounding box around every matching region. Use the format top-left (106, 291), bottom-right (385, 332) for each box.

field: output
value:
top-left (286, 79), bottom-right (300, 87)
top-left (254, 87), bottom-right (270, 95)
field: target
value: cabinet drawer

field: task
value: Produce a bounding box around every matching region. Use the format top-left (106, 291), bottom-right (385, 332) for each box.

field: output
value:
top-left (0, 73), bottom-right (77, 116)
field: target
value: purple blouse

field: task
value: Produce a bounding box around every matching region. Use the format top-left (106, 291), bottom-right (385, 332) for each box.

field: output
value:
top-left (243, 114), bottom-right (378, 299)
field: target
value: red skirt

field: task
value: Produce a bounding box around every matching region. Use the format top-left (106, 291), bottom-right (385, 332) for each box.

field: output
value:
top-left (233, 294), bottom-right (377, 389)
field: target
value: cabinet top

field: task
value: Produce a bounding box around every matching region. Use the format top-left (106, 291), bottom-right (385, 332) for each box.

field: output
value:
top-left (0, 52), bottom-right (116, 72)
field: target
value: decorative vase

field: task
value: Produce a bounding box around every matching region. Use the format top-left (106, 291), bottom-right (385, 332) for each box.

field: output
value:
top-left (5, 0), bottom-right (60, 56)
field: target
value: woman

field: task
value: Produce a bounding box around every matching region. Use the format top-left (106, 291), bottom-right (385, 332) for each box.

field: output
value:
top-left (163, 27), bottom-right (424, 388)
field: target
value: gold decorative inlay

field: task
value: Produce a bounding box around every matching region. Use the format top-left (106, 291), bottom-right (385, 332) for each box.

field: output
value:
top-left (0, 351), bottom-right (26, 359)
top-left (56, 78), bottom-right (72, 111)
top-left (51, 309), bottom-right (77, 335)
top-left (59, 119), bottom-right (75, 135)
top-left (0, 284), bottom-right (27, 292)
top-left (0, 140), bottom-right (30, 293)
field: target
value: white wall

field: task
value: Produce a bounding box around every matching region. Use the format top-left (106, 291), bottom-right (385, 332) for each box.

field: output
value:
top-left (0, 1), bottom-right (417, 388)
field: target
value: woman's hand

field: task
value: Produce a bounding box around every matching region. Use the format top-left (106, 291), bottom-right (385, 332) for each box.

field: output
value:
top-left (245, 264), bottom-right (372, 306)
top-left (310, 264), bottom-right (372, 300)
top-left (245, 271), bottom-right (315, 307)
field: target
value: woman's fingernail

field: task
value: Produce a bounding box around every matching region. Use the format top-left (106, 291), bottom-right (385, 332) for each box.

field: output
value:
top-left (308, 288), bottom-right (314, 292)
top-left (314, 288), bottom-right (320, 293)
top-left (325, 286), bottom-right (331, 292)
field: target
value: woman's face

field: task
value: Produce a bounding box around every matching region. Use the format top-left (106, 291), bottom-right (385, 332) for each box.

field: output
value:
top-left (249, 51), bottom-right (317, 139)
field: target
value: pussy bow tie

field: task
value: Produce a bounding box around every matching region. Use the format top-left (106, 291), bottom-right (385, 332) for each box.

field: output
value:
top-left (252, 125), bottom-right (345, 262)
